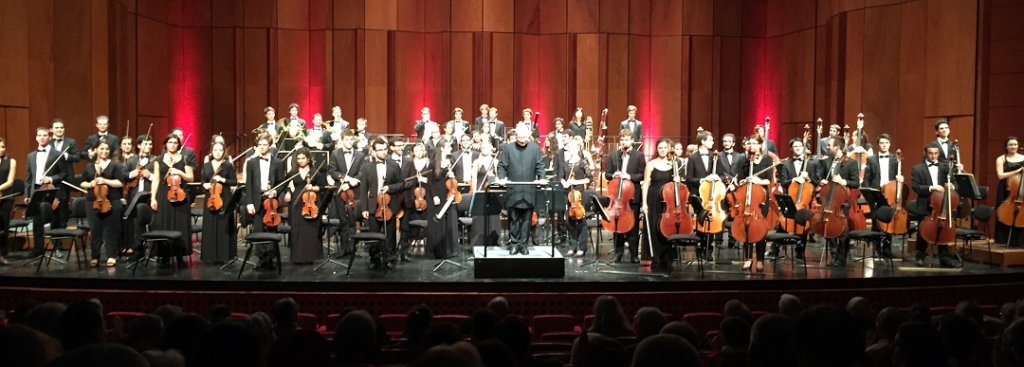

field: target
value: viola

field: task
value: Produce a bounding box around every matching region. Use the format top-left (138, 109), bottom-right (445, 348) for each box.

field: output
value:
top-left (125, 123), bottom-right (154, 196)
top-left (375, 192), bottom-right (394, 221)
top-left (262, 196), bottom-right (281, 228)
top-left (731, 153), bottom-right (771, 244)
top-left (997, 167), bottom-right (1024, 227)
top-left (879, 149), bottom-right (910, 234)
top-left (601, 152), bottom-right (636, 233)
top-left (919, 161), bottom-right (960, 245)
top-left (206, 161), bottom-right (225, 213)
top-left (659, 155), bottom-right (693, 236)
top-left (697, 151), bottom-right (727, 234)
top-left (567, 163), bottom-right (586, 221)
top-left (810, 156), bottom-right (850, 239)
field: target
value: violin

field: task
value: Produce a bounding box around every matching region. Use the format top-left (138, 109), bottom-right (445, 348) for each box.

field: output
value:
top-left (339, 186), bottom-right (356, 208)
top-left (997, 164), bottom-right (1024, 227)
top-left (601, 150), bottom-right (636, 233)
top-left (697, 150), bottom-right (727, 234)
top-left (375, 192), bottom-right (394, 221)
top-left (300, 161), bottom-right (325, 220)
top-left (206, 160), bottom-right (225, 213)
top-left (879, 149), bottom-right (910, 234)
top-left (164, 155), bottom-right (187, 204)
top-left (413, 169), bottom-right (428, 212)
top-left (262, 196), bottom-right (281, 228)
top-left (659, 154), bottom-right (693, 236)
top-left (810, 155), bottom-right (850, 239)
top-left (123, 123), bottom-right (153, 196)
top-left (918, 161), bottom-right (960, 245)
top-left (731, 152), bottom-right (771, 245)
top-left (92, 164), bottom-right (112, 214)
top-left (435, 153), bottom-right (466, 220)
top-left (567, 161), bottom-right (586, 221)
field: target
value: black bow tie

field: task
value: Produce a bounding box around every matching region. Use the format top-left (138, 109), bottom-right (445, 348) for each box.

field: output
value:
top-left (700, 153), bottom-right (709, 157)
top-left (54, 139), bottom-right (63, 143)
top-left (37, 148), bottom-right (47, 152)
top-left (878, 155), bottom-right (889, 158)
top-left (927, 162), bottom-right (939, 167)
top-left (260, 157), bottom-right (270, 162)
top-left (344, 150), bottom-right (352, 155)
top-left (793, 158), bottom-right (803, 162)
top-left (377, 161), bottom-right (386, 166)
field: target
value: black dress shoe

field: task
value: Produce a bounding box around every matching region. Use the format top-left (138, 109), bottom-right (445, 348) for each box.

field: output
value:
top-left (914, 254), bottom-right (926, 267)
top-left (400, 254), bottom-right (411, 263)
top-left (630, 256), bottom-right (639, 264)
top-left (369, 261), bottom-right (382, 270)
top-left (612, 253), bottom-right (623, 263)
top-left (520, 246), bottom-right (529, 255)
top-left (384, 262), bottom-right (395, 270)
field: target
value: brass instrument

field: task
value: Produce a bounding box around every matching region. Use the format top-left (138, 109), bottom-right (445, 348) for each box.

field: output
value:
top-left (584, 116), bottom-right (594, 152)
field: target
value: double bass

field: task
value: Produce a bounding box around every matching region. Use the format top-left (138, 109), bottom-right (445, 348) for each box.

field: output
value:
top-left (696, 151), bottom-right (727, 234)
top-left (918, 161), bottom-right (960, 246)
top-left (659, 154), bottom-right (693, 236)
top-left (997, 164), bottom-right (1024, 228)
top-left (879, 149), bottom-right (910, 234)
top-left (810, 155), bottom-right (850, 239)
top-left (844, 122), bottom-right (868, 230)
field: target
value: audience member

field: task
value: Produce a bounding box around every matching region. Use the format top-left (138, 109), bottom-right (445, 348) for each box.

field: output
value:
top-left (778, 293), bottom-right (803, 319)
top-left (892, 322), bottom-right (947, 367)
top-left (487, 296), bottom-right (511, 318)
top-left (660, 321), bottom-right (700, 349)
top-left (631, 334), bottom-right (700, 367)
top-left (268, 329), bottom-right (331, 367)
top-left (269, 297), bottom-right (300, 339)
top-left (192, 320), bottom-right (261, 367)
top-left (333, 309), bottom-right (379, 366)
top-left (0, 323), bottom-right (62, 367)
top-left (633, 306), bottom-right (667, 341)
top-left (46, 343), bottom-right (148, 367)
top-left (748, 313), bottom-right (798, 367)
top-left (865, 306), bottom-right (907, 367)
top-left (55, 301), bottom-right (106, 351)
top-left (589, 295), bottom-right (634, 338)
top-left (412, 341), bottom-right (483, 367)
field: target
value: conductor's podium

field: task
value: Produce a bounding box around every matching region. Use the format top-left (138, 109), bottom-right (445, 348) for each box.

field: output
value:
top-left (473, 246), bottom-right (566, 278)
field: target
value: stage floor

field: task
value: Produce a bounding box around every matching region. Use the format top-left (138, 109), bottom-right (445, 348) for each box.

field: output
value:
top-left (1, 235), bottom-right (1021, 286)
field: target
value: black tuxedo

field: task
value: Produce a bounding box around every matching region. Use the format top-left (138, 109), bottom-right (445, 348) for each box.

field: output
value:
top-left (863, 153), bottom-right (901, 190)
top-left (328, 147), bottom-right (366, 182)
top-left (603, 148), bottom-right (645, 260)
top-left (934, 139), bottom-right (959, 164)
top-left (482, 119), bottom-right (506, 140)
top-left (814, 157), bottom-right (860, 189)
top-left (82, 133), bottom-right (120, 161)
top-left (244, 155), bottom-right (285, 233)
top-left (910, 160), bottom-right (958, 257)
top-left (25, 147), bottom-right (69, 256)
top-left (685, 151), bottom-right (727, 193)
top-left (452, 150), bottom-right (479, 184)
top-left (717, 151), bottom-right (744, 178)
top-left (413, 119), bottom-right (438, 141)
top-left (49, 137), bottom-right (79, 228)
top-left (498, 141), bottom-right (545, 249)
top-left (777, 157), bottom-right (813, 188)
top-left (356, 158), bottom-right (404, 264)
top-left (620, 119), bottom-right (643, 141)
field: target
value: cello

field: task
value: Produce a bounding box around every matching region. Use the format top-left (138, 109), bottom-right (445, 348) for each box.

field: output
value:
top-left (731, 153), bottom-right (771, 271)
top-left (659, 153), bottom-right (693, 236)
top-left (601, 150), bottom-right (637, 234)
top-left (783, 150), bottom-right (814, 235)
top-left (918, 161), bottom-right (960, 246)
top-left (997, 164), bottom-right (1024, 228)
top-left (879, 149), bottom-right (910, 235)
top-left (810, 154), bottom-right (850, 239)
top-left (845, 123), bottom-right (868, 231)
top-left (696, 151), bottom-right (727, 234)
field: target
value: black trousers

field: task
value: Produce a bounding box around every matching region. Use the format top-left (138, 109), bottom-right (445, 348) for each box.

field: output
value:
top-left (31, 202), bottom-right (55, 255)
top-left (367, 217), bottom-right (397, 263)
top-left (87, 202), bottom-right (123, 260)
top-left (612, 203), bottom-right (641, 258)
top-left (508, 206), bottom-right (533, 247)
top-left (0, 199), bottom-right (12, 256)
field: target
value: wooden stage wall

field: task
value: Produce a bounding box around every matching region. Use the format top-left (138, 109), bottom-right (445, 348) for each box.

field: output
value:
top-left (0, 0), bottom-right (1020, 204)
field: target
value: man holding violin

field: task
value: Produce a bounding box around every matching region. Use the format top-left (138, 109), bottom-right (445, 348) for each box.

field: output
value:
top-left (244, 134), bottom-right (286, 268)
top-left (25, 127), bottom-right (68, 259)
top-left (357, 137), bottom-right (405, 270)
top-left (910, 143), bottom-right (958, 267)
top-left (327, 130), bottom-right (365, 257)
top-left (816, 136), bottom-right (861, 267)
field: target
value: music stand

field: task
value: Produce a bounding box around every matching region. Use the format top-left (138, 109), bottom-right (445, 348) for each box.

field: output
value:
top-left (954, 173), bottom-right (982, 200)
top-left (858, 188), bottom-right (889, 213)
top-left (310, 150), bottom-right (329, 169)
top-left (25, 189), bottom-right (57, 219)
top-left (579, 195), bottom-right (613, 270)
top-left (534, 183), bottom-right (566, 257)
top-left (123, 191), bottom-right (152, 220)
top-left (469, 187), bottom-right (506, 259)
top-left (224, 185), bottom-right (246, 215)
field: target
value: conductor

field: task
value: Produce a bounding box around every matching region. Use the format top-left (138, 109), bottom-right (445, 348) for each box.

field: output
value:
top-left (497, 126), bottom-right (547, 255)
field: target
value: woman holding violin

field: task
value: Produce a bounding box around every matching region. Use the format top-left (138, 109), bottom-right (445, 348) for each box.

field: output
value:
top-left (560, 134), bottom-right (593, 258)
top-left (397, 142), bottom-right (431, 262)
top-left (640, 138), bottom-right (682, 269)
top-left (732, 136), bottom-right (774, 272)
top-left (995, 136), bottom-right (1024, 247)
top-left (81, 139), bottom-right (126, 268)
top-left (0, 138), bottom-right (18, 265)
top-left (123, 134), bottom-right (154, 260)
top-left (425, 139), bottom-right (460, 259)
top-left (200, 141), bottom-right (238, 264)
top-left (149, 133), bottom-right (195, 265)
top-left (469, 139), bottom-right (501, 248)
top-left (285, 147), bottom-right (326, 264)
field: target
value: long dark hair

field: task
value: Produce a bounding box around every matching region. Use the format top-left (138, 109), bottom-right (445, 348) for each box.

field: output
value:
top-left (432, 138), bottom-right (452, 178)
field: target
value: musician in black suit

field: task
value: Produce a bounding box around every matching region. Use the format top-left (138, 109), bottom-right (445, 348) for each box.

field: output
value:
top-left (497, 126), bottom-right (547, 255)
top-left (717, 133), bottom-right (744, 179)
top-left (449, 107), bottom-right (471, 141)
top-left (170, 128), bottom-right (199, 173)
top-left (932, 119), bottom-right (964, 172)
top-left (816, 136), bottom-right (861, 267)
top-left (620, 105), bottom-right (643, 143)
top-left (279, 102), bottom-right (307, 129)
top-left (862, 134), bottom-right (904, 258)
top-left (25, 128), bottom-right (69, 258)
top-left (776, 138), bottom-right (814, 260)
top-left (910, 143), bottom-right (959, 267)
top-left (474, 104), bottom-right (490, 127)
top-left (818, 124), bottom-right (841, 158)
top-left (243, 134), bottom-right (286, 268)
top-left (305, 113), bottom-right (335, 152)
top-left (452, 135), bottom-right (479, 186)
top-left (603, 130), bottom-right (646, 262)
top-left (483, 107), bottom-right (506, 141)
top-left (413, 107), bottom-right (440, 142)
top-left (82, 115), bottom-right (120, 162)
top-left (685, 130), bottom-right (727, 261)
top-left (357, 137), bottom-right (406, 269)
top-left (48, 119), bottom-right (79, 229)
top-left (327, 130), bottom-right (366, 256)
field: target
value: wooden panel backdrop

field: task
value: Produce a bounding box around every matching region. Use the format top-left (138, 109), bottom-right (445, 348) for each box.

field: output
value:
top-left (0, 0), bottom-right (1007, 195)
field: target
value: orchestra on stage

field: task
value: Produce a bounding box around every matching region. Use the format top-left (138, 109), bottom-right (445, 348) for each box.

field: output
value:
top-left (2, 105), bottom-right (1023, 274)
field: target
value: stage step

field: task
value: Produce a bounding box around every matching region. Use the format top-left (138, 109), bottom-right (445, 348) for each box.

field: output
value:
top-left (908, 238), bottom-right (1024, 268)
top-left (472, 246), bottom-right (566, 278)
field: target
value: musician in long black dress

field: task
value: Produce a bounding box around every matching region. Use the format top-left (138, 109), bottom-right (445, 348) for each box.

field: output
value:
top-left (285, 148), bottom-right (326, 264)
top-left (357, 137), bottom-right (405, 270)
top-left (149, 133), bottom-right (195, 265)
top-left (497, 126), bottom-right (547, 256)
top-left (910, 143), bottom-right (959, 267)
top-left (80, 139), bottom-right (126, 268)
top-left (0, 138), bottom-right (17, 265)
top-left (25, 128), bottom-right (68, 259)
top-left (426, 139), bottom-right (460, 259)
top-left (327, 130), bottom-right (365, 256)
top-left (244, 134), bottom-right (286, 268)
top-left (640, 139), bottom-right (678, 269)
top-left (733, 136), bottom-right (774, 272)
top-left (995, 136), bottom-right (1024, 247)
top-left (123, 135), bottom-right (155, 260)
top-left (560, 134), bottom-right (593, 258)
top-left (398, 142), bottom-right (431, 262)
top-left (200, 141), bottom-right (237, 264)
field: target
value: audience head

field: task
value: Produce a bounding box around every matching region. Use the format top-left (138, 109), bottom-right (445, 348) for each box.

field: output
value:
top-left (475, 339), bottom-right (517, 367)
top-left (0, 324), bottom-right (62, 367)
top-left (631, 334), bottom-right (700, 367)
top-left (23, 302), bottom-right (66, 338)
top-left (633, 306), bottom-right (667, 341)
top-left (412, 341), bottom-right (482, 367)
top-left (193, 320), bottom-right (261, 367)
top-left (893, 322), bottom-right (947, 367)
top-left (875, 306), bottom-right (909, 343)
top-left (589, 295), bottom-right (633, 338)
top-left (486, 296), bottom-right (510, 318)
top-left (405, 303), bottom-right (434, 345)
top-left (469, 308), bottom-right (498, 343)
top-left (126, 314), bottom-right (164, 353)
top-left (796, 305), bottom-right (866, 366)
top-left (56, 301), bottom-right (106, 351)
top-left (332, 310), bottom-right (378, 366)
top-left (571, 332), bottom-right (627, 367)
top-left (723, 299), bottom-right (754, 325)
top-left (208, 304), bottom-right (231, 324)
top-left (160, 313), bottom-right (209, 362)
top-left (152, 304), bottom-right (183, 325)
top-left (494, 315), bottom-right (533, 361)
top-left (660, 321), bottom-right (700, 348)
top-left (908, 302), bottom-right (932, 324)
top-left (47, 342), bottom-right (148, 367)
top-left (141, 349), bottom-right (186, 367)
top-left (270, 297), bottom-right (300, 335)
top-left (955, 300), bottom-right (985, 326)
top-left (720, 316), bottom-right (751, 349)
top-left (423, 323), bottom-right (462, 349)
top-left (778, 293), bottom-right (803, 319)
top-left (268, 329), bottom-right (330, 367)
top-left (749, 313), bottom-right (799, 367)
